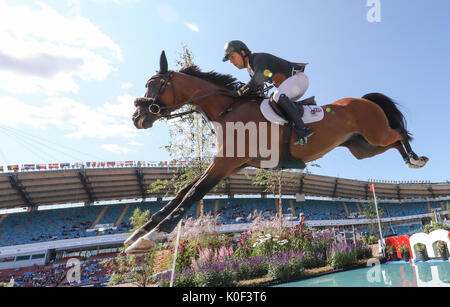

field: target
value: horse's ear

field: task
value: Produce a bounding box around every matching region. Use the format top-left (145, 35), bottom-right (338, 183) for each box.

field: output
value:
top-left (159, 50), bottom-right (168, 74)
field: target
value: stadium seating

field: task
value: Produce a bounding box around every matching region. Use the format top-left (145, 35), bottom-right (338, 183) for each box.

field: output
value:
top-left (0, 199), bottom-right (445, 247)
top-left (0, 254), bottom-right (115, 287)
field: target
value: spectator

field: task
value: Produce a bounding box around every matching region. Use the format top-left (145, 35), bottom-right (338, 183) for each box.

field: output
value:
top-left (299, 213), bottom-right (305, 223)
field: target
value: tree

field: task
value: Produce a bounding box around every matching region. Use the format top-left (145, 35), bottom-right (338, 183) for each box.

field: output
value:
top-left (361, 200), bottom-right (389, 238)
top-left (150, 44), bottom-right (224, 215)
top-left (246, 168), bottom-right (301, 226)
top-left (102, 207), bottom-right (158, 287)
top-left (128, 207), bottom-right (151, 233)
top-left (103, 247), bottom-right (156, 287)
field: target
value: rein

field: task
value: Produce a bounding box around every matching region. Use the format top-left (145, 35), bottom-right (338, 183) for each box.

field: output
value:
top-left (137, 70), bottom-right (271, 121)
top-left (135, 89), bottom-right (231, 120)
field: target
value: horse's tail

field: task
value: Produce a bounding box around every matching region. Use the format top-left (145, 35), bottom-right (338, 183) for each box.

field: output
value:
top-left (362, 93), bottom-right (413, 142)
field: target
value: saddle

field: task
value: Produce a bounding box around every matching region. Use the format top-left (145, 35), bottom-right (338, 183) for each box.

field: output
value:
top-left (269, 96), bottom-right (317, 119)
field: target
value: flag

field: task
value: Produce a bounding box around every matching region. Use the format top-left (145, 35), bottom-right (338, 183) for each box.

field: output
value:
top-left (60, 163), bottom-right (70, 169)
top-left (48, 163), bottom-right (59, 169)
top-left (37, 164), bottom-right (47, 170)
top-left (370, 184), bottom-right (374, 192)
top-left (23, 164), bottom-right (36, 170)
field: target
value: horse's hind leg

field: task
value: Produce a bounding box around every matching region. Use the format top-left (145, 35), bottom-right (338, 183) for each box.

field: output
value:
top-left (401, 139), bottom-right (429, 168)
top-left (352, 102), bottom-right (403, 147)
top-left (343, 135), bottom-right (416, 168)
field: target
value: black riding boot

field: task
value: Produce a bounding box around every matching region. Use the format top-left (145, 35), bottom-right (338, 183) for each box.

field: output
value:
top-left (277, 94), bottom-right (314, 146)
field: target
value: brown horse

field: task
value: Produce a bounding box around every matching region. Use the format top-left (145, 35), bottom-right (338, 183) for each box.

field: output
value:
top-left (125, 51), bottom-right (428, 254)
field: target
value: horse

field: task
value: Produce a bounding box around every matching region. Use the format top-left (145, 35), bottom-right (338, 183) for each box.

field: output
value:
top-left (125, 51), bottom-right (428, 254)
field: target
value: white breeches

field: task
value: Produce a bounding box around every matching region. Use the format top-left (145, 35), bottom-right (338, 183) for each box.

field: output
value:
top-left (272, 72), bottom-right (309, 102)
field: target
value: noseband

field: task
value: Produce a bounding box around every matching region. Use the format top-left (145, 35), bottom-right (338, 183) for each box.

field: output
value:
top-left (134, 71), bottom-right (232, 120)
top-left (134, 71), bottom-right (176, 117)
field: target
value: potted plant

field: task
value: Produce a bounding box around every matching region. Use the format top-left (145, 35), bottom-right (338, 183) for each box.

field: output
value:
top-left (398, 244), bottom-right (410, 261)
top-left (414, 243), bottom-right (428, 261)
top-left (386, 245), bottom-right (398, 261)
top-left (436, 241), bottom-right (449, 260)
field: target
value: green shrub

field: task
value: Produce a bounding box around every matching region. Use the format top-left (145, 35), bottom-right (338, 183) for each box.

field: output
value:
top-left (235, 260), bottom-right (268, 281)
top-left (174, 271), bottom-right (197, 287)
top-left (300, 253), bottom-right (326, 269)
top-left (436, 241), bottom-right (448, 254)
top-left (415, 243), bottom-right (426, 252)
top-left (367, 235), bottom-right (378, 245)
top-left (267, 259), bottom-right (304, 281)
top-left (193, 269), bottom-right (236, 287)
top-left (386, 245), bottom-right (397, 255)
top-left (355, 246), bottom-right (373, 260)
top-left (327, 250), bottom-right (357, 269)
top-left (398, 244), bottom-right (409, 255)
top-left (423, 223), bottom-right (449, 234)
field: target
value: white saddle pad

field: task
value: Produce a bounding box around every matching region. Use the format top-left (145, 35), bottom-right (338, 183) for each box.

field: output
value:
top-left (260, 99), bottom-right (325, 126)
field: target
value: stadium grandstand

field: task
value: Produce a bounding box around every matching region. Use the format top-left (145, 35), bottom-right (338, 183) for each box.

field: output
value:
top-left (0, 162), bottom-right (449, 287)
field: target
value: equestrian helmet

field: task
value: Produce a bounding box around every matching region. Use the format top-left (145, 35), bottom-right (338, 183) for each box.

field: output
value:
top-left (223, 40), bottom-right (251, 62)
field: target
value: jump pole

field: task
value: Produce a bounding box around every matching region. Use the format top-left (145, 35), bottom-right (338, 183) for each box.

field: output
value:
top-left (169, 220), bottom-right (183, 287)
top-left (371, 184), bottom-right (385, 257)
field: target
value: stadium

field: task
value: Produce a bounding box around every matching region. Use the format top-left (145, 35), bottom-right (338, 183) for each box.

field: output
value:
top-left (1, 1), bottom-right (449, 290)
top-left (0, 161), bottom-right (448, 287)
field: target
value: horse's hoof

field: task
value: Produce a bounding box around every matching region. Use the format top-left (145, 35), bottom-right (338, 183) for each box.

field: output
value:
top-left (409, 155), bottom-right (429, 168)
top-left (407, 163), bottom-right (421, 169)
top-left (125, 237), bottom-right (155, 255)
top-left (124, 228), bottom-right (148, 247)
top-left (125, 229), bottom-right (167, 255)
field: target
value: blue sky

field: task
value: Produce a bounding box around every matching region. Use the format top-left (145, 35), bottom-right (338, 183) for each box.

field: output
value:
top-left (0, 0), bottom-right (449, 182)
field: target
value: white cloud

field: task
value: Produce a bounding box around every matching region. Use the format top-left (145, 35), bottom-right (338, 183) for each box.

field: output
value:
top-left (121, 82), bottom-right (133, 89)
top-left (101, 144), bottom-right (131, 154)
top-left (184, 22), bottom-right (199, 32)
top-left (102, 94), bottom-right (137, 118)
top-left (128, 141), bottom-right (144, 147)
top-left (0, 95), bottom-right (138, 139)
top-left (0, 1), bottom-right (122, 96)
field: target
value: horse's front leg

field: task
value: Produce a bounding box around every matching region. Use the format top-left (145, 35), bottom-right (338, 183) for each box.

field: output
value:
top-left (125, 157), bottom-right (247, 255)
top-left (124, 173), bottom-right (205, 247)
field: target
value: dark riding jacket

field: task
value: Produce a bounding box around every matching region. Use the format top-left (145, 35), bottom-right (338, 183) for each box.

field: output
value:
top-left (240, 52), bottom-right (307, 95)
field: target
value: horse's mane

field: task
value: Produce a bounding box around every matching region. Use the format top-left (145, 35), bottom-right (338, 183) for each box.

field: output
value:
top-left (179, 65), bottom-right (237, 90)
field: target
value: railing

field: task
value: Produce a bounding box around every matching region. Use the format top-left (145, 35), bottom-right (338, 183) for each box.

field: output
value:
top-left (0, 161), bottom-right (188, 173)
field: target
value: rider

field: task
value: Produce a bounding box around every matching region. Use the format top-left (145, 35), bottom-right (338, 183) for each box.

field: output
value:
top-left (223, 40), bottom-right (314, 146)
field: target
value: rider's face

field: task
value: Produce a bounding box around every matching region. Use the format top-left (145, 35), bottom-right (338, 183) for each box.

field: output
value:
top-left (228, 51), bottom-right (245, 69)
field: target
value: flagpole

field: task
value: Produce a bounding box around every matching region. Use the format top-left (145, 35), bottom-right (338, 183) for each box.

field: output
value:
top-left (371, 184), bottom-right (385, 256)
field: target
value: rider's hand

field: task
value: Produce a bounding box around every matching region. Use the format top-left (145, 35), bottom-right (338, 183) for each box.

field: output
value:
top-left (229, 90), bottom-right (241, 98)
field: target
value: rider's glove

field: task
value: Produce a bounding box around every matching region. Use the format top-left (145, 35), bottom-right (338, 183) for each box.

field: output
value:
top-left (229, 90), bottom-right (241, 98)
top-left (229, 84), bottom-right (251, 98)
top-left (239, 85), bottom-right (250, 96)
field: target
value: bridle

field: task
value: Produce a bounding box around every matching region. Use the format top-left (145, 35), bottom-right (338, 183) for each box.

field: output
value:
top-left (134, 71), bottom-right (231, 121)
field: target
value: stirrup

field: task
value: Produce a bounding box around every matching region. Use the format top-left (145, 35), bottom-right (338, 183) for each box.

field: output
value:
top-left (294, 128), bottom-right (314, 146)
top-left (294, 136), bottom-right (308, 146)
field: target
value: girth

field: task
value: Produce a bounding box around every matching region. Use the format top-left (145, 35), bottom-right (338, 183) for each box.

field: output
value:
top-left (275, 124), bottom-right (307, 170)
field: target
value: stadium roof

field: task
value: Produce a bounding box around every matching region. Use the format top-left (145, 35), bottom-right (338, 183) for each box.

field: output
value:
top-left (0, 167), bottom-right (449, 210)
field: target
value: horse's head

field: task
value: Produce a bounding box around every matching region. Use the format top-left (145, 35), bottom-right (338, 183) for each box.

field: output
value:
top-left (132, 51), bottom-right (178, 129)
